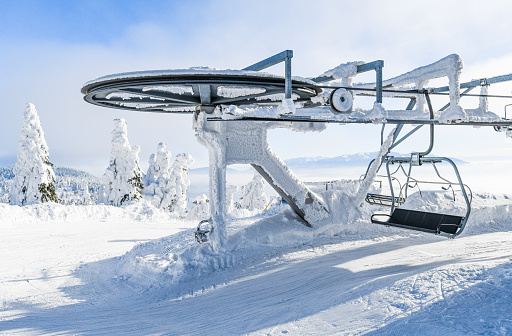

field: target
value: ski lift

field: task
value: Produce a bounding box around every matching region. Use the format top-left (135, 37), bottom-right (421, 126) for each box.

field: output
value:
top-left (370, 154), bottom-right (472, 238)
top-left (367, 92), bottom-right (472, 238)
top-left (194, 219), bottom-right (212, 243)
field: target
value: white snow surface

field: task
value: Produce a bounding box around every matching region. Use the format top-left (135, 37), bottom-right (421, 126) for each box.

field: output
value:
top-left (2, 180), bottom-right (512, 335)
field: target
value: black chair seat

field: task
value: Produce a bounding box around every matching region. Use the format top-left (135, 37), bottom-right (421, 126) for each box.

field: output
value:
top-left (371, 208), bottom-right (463, 235)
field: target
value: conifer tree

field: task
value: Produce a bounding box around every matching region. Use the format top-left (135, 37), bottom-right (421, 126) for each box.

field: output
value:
top-left (163, 153), bottom-right (194, 215)
top-left (239, 173), bottom-right (268, 211)
top-left (187, 194), bottom-right (210, 219)
top-left (102, 118), bottom-right (143, 206)
top-left (143, 144), bottom-right (194, 216)
top-left (10, 103), bottom-right (59, 205)
top-left (143, 142), bottom-right (171, 208)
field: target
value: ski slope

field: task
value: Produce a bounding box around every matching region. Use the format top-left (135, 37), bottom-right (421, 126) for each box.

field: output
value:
top-left (1, 183), bottom-right (512, 335)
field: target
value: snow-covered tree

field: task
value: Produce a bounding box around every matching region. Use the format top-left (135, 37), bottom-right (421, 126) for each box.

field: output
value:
top-left (187, 194), bottom-right (210, 219)
top-left (226, 185), bottom-right (239, 213)
top-left (143, 143), bottom-right (194, 216)
top-left (239, 173), bottom-right (268, 211)
top-left (162, 153), bottom-right (194, 215)
top-left (145, 142), bottom-right (171, 188)
top-left (10, 103), bottom-right (59, 205)
top-left (100, 118), bottom-right (143, 206)
top-left (143, 142), bottom-right (171, 208)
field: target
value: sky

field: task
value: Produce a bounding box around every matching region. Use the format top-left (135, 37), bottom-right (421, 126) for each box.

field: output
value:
top-left (1, 0), bottom-right (512, 175)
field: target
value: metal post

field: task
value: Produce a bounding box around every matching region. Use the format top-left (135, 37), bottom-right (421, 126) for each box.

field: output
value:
top-left (420, 90), bottom-right (435, 157)
top-left (285, 54), bottom-right (292, 99)
top-left (376, 65), bottom-right (383, 103)
top-left (386, 159), bottom-right (395, 214)
top-left (356, 60), bottom-right (384, 104)
top-left (243, 50), bottom-right (294, 100)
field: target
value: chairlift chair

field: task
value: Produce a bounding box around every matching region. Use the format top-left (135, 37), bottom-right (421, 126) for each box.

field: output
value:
top-left (370, 154), bottom-right (472, 238)
top-left (367, 91), bottom-right (472, 238)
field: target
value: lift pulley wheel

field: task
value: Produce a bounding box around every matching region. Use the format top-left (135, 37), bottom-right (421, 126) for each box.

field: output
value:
top-left (81, 70), bottom-right (321, 114)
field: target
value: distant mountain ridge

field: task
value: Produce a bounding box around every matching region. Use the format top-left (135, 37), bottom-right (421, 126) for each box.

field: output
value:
top-left (284, 152), bottom-right (466, 168)
top-left (189, 152), bottom-right (466, 173)
top-left (285, 152), bottom-right (375, 168)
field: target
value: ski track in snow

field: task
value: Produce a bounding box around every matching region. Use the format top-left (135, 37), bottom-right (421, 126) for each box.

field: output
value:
top-left (1, 194), bottom-right (512, 335)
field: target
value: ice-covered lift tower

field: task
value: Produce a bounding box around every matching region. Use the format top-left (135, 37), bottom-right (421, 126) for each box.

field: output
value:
top-left (82, 50), bottom-right (512, 249)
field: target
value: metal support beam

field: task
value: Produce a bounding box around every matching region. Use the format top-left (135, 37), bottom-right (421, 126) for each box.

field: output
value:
top-left (243, 50), bottom-right (293, 99)
top-left (357, 60), bottom-right (384, 103)
top-left (198, 85), bottom-right (212, 104)
top-left (243, 50), bottom-right (293, 71)
top-left (285, 53), bottom-right (292, 99)
top-left (251, 164), bottom-right (310, 226)
top-left (389, 125), bottom-right (423, 150)
top-left (433, 73), bottom-right (512, 93)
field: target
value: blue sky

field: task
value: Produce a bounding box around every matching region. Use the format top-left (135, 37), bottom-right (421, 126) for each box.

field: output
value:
top-left (1, 0), bottom-right (512, 175)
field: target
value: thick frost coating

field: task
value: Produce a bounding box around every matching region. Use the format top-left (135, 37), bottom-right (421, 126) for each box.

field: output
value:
top-left (100, 119), bottom-right (144, 206)
top-left (221, 54), bottom-right (489, 125)
top-left (318, 61), bottom-right (364, 83)
top-left (194, 113), bottom-right (329, 250)
top-left (82, 68), bottom-right (317, 94)
top-left (239, 173), bottom-right (268, 211)
top-left (142, 85), bottom-right (194, 95)
top-left (464, 84), bottom-right (500, 121)
top-left (217, 86), bottom-right (266, 98)
top-left (356, 54), bottom-right (464, 121)
top-left (10, 103), bottom-right (59, 205)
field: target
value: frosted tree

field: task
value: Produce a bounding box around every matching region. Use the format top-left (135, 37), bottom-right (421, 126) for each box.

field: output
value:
top-left (143, 143), bottom-right (194, 216)
top-left (145, 142), bottom-right (171, 188)
top-left (187, 194), bottom-right (210, 219)
top-left (161, 153), bottom-right (194, 216)
top-left (101, 118), bottom-right (144, 206)
top-left (10, 103), bottom-right (59, 205)
top-left (80, 184), bottom-right (93, 205)
top-left (143, 142), bottom-right (171, 208)
top-left (239, 173), bottom-right (268, 211)
top-left (226, 185), bottom-right (239, 213)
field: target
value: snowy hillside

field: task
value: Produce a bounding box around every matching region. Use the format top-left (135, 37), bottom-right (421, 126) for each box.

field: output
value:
top-left (0, 166), bottom-right (102, 205)
top-left (1, 176), bottom-right (512, 335)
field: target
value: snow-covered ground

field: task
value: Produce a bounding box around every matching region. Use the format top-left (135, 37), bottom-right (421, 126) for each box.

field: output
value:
top-left (1, 172), bottom-right (512, 335)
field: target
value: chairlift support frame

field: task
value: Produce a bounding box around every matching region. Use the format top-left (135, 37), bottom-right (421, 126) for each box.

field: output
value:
top-left (81, 50), bottom-right (512, 247)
